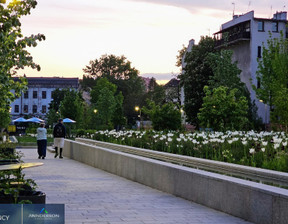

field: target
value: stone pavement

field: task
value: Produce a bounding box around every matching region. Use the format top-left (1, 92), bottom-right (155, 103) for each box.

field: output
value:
top-left (20, 148), bottom-right (253, 224)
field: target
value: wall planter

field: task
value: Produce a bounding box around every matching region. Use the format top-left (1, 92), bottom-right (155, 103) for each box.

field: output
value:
top-left (0, 182), bottom-right (46, 204)
top-left (0, 190), bottom-right (46, 204)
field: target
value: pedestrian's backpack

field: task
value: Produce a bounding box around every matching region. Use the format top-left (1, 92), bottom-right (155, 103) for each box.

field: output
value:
top-left (55, 125), bottom-right (63, 137)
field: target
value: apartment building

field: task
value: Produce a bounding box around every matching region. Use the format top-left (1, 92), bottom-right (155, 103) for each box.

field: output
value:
top-left (11, 77), bottom-right (79, 119)
top-left (214, 11), bottom-right (287, 123)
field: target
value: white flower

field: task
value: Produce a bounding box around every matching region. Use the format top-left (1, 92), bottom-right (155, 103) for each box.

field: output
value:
top-left (242, 141), bottom-right (247, 145)
top-left (261, 148), bottom-right (265, 152)
top-left (249, 148), bottom-right (255, 154)
top-left (228, 140), bottom-right (233, 144)
top-left (274, 143), bottom-right (280, 149)
top-left (283, 142), bottom-right (287, 147)
top-left (167, 137), bottom-right (172, 142)
top-left (262, 141), bottom-right (268, 146)
top-left (203, 140), bottom-right (209, 145)
top-left (176, 138), bottom-right (181, 142)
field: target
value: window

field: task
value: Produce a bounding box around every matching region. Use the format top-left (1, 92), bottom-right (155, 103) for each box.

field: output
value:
top-left (272, 22), bottom-right (278, 32)
top-left (14, 105), bottom-right (19, 113)
top-left (24, 105), bottom-right (28, 113)
top-left (257, 79), bottom-right (261, 89)
top-left (257, 46), bottom-right (262, 58)
top-left (42, 91), bottom-right (46, 99)
top-left (258, 21), bottom-right (264, 31)
top-left (33, 105), bottom-right (37, 113)
top-left (42, 105), bottom-right (47, 114)
top-left (24, 91), bottom-right (28, 99)
top-left (33, 91), bottom-right (37, 99)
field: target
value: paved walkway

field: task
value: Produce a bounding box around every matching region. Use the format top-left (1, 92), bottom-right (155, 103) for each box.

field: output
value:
top-left (20, 148), bottom-right (253, 224)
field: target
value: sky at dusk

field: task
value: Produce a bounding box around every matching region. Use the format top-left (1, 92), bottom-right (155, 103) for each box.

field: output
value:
top-left (14, 0), bottom-right (287, 83)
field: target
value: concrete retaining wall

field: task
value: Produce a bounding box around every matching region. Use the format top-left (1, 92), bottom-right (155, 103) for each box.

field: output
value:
top-left (64, 139), bottom-right (288, 224)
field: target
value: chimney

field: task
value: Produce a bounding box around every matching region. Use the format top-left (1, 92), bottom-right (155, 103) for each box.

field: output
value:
top-left (273, 11), bottom-right (287, 20)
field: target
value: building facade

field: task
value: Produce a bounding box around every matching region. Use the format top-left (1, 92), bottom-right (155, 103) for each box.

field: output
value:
top-left (11, 77), bottom-right (79, 119)
top-left (214, 11), bottom-right (287, 123)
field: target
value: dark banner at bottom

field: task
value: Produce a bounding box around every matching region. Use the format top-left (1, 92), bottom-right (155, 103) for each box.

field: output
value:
top-left (0, 204), bottom-right (64, 224)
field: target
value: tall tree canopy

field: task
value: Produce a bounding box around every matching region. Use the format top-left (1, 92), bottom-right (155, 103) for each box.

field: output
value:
top-left (83, 54), bottom-right (145, 125)
top-left (178, 36), bottom-right (216, 126)
top-left (0, 0), bottom-right (45, 129)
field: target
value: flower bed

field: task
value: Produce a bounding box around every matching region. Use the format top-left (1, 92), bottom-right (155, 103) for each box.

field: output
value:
top-left (85, 130), bottom-right (288, 172)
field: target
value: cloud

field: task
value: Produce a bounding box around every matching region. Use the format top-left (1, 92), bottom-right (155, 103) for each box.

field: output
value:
top-left (129, 0), bottom-right (287, 17)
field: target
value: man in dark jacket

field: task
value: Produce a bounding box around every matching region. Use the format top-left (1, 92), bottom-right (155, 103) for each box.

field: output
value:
top-left (53, 118), bottom-right (66, 159)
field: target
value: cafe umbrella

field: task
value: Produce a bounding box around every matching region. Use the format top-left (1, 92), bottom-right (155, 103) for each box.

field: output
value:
top-left (62, 118), bottom-right (76, 137)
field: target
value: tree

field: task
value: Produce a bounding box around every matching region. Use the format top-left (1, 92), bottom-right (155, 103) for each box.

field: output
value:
top-left (59, 90), bottom-right (84, 128)
top-left (178, 36), bottom-right (216, 126)
top-left (207, 50), bottom-right (244, 92)
top-left (112, 92), bottom-right (126, 130)
top-left (90, 78), bottom-right (124, 129)
top-left (197, 86), bottom-right (249, 131)
top-left (0, 0), bottom-right (45, 130)
top-left (143, 78), bottom-right (165, 106)
top-left (142, 100), bottom-right (181, 131)
top-left (207, 49), bottom-right (260, 129)
top-left (49, 88), bottom-right (67, 112)
top-left (254, 32), bottom-right (288, 126)
top-left (83, 54), bottom-right (145, 125)
top-left (176, 44), bottom-right (187, 67)
top-left (90, 78), bottom-right (117, 105)
top-left (96, 87), bottom-right (116, 128)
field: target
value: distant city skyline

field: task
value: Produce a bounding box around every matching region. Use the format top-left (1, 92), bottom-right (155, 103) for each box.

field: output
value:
top-left (11, 0), bottom-right (287, 83)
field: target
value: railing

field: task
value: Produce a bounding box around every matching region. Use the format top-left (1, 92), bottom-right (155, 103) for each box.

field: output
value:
top-left (76, 138), bottom-right (288, 188)
top-left (215, 31), bottom-right (250, 48)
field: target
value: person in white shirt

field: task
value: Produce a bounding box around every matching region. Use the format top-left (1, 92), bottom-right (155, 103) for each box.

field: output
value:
top-left (37, 123), bottom-right (47, 159)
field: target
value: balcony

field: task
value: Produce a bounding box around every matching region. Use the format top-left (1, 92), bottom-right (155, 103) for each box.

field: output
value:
top-left (215, 31), bottom-right (251, 48)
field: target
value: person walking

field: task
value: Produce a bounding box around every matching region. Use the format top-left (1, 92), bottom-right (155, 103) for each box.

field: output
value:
top-left (53, 118), bottom-right (66, 159)
top-left (37, 123), bottom-right (47, 159)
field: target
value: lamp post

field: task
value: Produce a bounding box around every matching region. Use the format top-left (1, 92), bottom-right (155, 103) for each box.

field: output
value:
top-left (135, 106), bottom-right (141, 129)
top-left (259, 100), bottom-right (267, 126)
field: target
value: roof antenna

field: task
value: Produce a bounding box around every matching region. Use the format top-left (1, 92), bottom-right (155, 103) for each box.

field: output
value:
top-left (247, 1), bottom-right (251, 12)
top-left (232, 2), bottom-right (235, 17)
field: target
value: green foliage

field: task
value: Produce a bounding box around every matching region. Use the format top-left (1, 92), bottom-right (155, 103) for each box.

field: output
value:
top-left (59, 90), bottom-right (84, 128)
top-left (198, 86), bottom-right (249, 131)
top-left (0, 0), bottom-right (45, 129)
top-left (49, 88), bottom-right (67, 111)
top-left (254, 32), bottom-right (288, 128)
top-left (112, 92), bottom-right (126, 128)
top-left (96, 87), bottom-right (116, 126)
top-left (143, 100), bottom-right (182, 131)
top-left (175, 44), bottom-right (187, 67)
top-left (207, 49), bottom-right (261, 129)
top-left (178, 36), bottom-right (216, 126)
top-left (83, 54), bottom-right (145, 125)
top-left (143, 78), bottom-right (165, 105)
top-left (46, 108), bottom-right (60, 127)
top-left (207, 50), bottom-right (244, 92)
top-left (90, 78), bottom-right (117, 104)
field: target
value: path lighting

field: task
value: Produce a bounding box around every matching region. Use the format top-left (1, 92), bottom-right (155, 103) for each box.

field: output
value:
top-left (135, 106), bottom-right (142, 129)
top-left (93, 109), bottom-right (98, 114)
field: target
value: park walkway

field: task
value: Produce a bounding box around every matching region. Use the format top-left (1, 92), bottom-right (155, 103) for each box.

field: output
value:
top-left (20, 147), bottom-right (253, 224)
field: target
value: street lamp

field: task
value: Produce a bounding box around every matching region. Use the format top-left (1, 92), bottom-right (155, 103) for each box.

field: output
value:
top-left (135, 106), bottom-right (141, 129)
